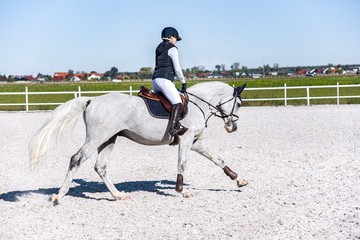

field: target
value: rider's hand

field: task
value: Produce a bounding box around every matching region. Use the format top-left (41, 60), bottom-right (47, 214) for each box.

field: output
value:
top-left (180, 83), bottom-right (187, 93)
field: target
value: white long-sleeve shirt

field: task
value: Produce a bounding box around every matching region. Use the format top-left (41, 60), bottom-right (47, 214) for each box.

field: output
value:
top-left (168, 47), bottom-right (186, 84)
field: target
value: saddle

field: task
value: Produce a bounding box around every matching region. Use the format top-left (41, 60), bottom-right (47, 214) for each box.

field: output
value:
top-left (138, 86), bottom-right (188, 119)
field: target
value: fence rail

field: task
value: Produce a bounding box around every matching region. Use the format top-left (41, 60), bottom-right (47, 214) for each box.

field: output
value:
top-left (0, 86), bottom-right (135, 111)
top-left (243, 83), bottom-right (360, 106)
top-left (1, 83), bottom-right (360, 111)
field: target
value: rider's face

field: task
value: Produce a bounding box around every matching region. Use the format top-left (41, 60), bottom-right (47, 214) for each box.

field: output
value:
top-left (169, 36), bottom-right (177, 45)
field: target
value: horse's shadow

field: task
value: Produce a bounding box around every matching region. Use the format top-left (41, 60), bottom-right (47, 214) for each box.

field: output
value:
top-left (0, 179), bottom-right (242, 203)
top-left (0, 179), bottom-right (183, 202)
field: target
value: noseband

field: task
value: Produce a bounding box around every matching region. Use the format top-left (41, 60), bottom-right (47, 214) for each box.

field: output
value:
top-left (187, 88), bottom-right (242, 127)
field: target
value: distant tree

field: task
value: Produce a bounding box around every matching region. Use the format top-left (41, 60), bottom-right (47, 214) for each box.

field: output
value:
top-left (7, 75), bottom-right (15, 82)
top-left (273, 63), bottom-right (279, 70)
top-left (67, 69), bottom-right (74, 81)
top-left (191, 66), bottom-right (199, 75)
top-left (264, 64), bottom-right (271, 75)
top-left (103, 71), bottom-right (110, 78)
top-left (129, 73), bottom-right (137, 79)
top-left (46, 74), bottom-right (53, 81)
top-left (221, 64), bottom-right (225, 71)
top-left (336, 64), bottom-right (342, 74)
top-left (198, 65), bottom-right (205, 71)
top-left (241, 66), bottom-right (248, 75)
top-left (215, 65), bottom-right (221, 72)
top-left (0, 74), bottom-right (7, 81)
top-left (103, 67), bottom-right (118, 80)
top-left (138, 67), bottom-right (153, 79)
top-left (232, 62), bottom-right (240, 70)
top-left (110, 67), bottom-right (118, 79)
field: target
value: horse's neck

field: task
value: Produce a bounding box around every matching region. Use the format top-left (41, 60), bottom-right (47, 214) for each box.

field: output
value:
top-left (189, 90), bottom-right (224, 113)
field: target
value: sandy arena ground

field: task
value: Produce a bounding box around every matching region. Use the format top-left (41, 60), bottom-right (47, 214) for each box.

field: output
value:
top-left (0, 105), bottom-right (359, 239)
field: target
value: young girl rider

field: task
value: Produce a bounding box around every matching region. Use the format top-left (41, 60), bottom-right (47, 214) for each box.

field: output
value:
top-left (152, 27), bottom-right (187, 136)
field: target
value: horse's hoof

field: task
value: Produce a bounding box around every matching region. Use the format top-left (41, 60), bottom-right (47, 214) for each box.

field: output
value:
top-left (237, 179), bottom-right (248, 188)
top-left (51, 194), bottom-right (59, 206)
top-left (181, 191), bottom-right (193, 198)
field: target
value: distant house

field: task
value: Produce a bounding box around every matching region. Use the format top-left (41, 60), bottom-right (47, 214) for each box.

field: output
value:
top-left (297, 69), bottom-right (307, 75)
top-left (116, 75), bottom-right (130, 80)
top-left (11, 75), bottom-right (36, 81)
top-left (221, 71), bottom-right (231, 77)
top-left (70, 73), bottom-right (85, 81)
top-left (207, 73), bottom-right (223, 79)
top-left (247, 69), bottom-right (263, 78)
top-left (37, 76), bottom-right (46, 82)
top-left (53, 72), bottom-right (68, 81)
top-left (87, 73), bottom-right (103, 80)
top-left (278, 69), bottom-right (294, 76)
top-left (196, 73), bottom-right (207, 78)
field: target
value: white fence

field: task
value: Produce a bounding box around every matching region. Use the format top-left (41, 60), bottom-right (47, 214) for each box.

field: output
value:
top-left (244, 83), bottom-right (360, 106)
top-left (1, 83), bottom-right (360, 111)
top-left (0, 86), bottom-right (135, 111)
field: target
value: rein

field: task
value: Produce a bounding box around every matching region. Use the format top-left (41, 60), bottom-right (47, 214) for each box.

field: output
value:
top-left (186, 91), bottom-right (241, 127)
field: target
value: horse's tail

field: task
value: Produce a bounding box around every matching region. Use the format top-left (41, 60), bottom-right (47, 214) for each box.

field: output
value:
top-left (29, 97), bottom-right (92, 168)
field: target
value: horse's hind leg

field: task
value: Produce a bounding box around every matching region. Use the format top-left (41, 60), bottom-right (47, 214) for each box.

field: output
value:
top-left (52, 143), bottom-right (97, 205)
top-left (94, 135), bottom-right (130, 200)
top-left (191, 138), bottom-right (248, 188)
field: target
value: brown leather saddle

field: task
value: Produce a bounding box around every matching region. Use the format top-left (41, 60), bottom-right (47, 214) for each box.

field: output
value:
top-left (138, 86), bottom-right (188, 119)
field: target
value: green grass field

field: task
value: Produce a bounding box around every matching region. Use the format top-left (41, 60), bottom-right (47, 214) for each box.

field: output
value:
top-left (1, 75), bottom-right (360, 111)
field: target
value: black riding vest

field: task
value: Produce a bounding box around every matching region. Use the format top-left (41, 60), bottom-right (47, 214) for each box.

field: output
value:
top-left (152, 41), bottom-right (177, 81)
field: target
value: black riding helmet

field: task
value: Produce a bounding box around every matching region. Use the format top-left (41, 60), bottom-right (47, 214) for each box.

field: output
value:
top-left (161, 27), bottom-right (182, 41)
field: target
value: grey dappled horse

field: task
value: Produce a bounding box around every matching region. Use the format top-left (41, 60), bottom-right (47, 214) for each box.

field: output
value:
top-left (29, 81), bottom-right (247, 204)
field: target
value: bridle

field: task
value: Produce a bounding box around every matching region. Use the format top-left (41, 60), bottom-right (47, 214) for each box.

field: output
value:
top-left (186, 88), bottom-right (242, 127)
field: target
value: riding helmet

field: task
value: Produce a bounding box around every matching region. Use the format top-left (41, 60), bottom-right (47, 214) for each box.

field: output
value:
top-left (161, 27), bottom-right (182, 41)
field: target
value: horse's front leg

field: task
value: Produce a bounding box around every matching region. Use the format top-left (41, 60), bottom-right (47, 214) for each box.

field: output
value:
top-left (176, 136), bottom-right (193, 198)
top-left (191, 138), bottom-right (248, 188)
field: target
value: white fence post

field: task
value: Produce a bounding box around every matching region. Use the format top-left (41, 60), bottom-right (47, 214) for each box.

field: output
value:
top-left (25, 86), bottom-right (29, 112)
top-left (306, 87), bottom-right (310, 106)
top-left (336, 82), bottom-right (339, 105)
top-left (78, 86), bottom-right (81, 97)
top-left (284, 83), bottom-right (287, 106)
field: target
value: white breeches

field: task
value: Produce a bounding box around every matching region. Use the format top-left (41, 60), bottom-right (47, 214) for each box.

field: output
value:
top-left (152, 78), bottom-right (181, 105)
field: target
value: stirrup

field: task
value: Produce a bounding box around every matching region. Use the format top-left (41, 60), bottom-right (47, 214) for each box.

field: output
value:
top-left (169, 126), bottom-right (188, 136)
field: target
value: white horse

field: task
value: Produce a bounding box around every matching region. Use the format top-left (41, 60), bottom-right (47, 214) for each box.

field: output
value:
top-left (29, 81), bottom-right (248, 204)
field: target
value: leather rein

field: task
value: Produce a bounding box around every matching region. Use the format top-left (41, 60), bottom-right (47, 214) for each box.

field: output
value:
top-left (186, 89), bottom-right (241, 127)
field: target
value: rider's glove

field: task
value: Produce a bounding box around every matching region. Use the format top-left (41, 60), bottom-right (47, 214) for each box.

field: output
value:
top-left (180, 83), bottom-right (187, 93)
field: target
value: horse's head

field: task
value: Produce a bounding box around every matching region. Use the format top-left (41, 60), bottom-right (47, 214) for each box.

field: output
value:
top-left (218, 84), bottom-right (246, 133)
top-left (187, 82), bottom-right (247, 133)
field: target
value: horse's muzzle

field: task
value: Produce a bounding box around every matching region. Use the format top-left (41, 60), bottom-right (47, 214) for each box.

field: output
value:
top-left (224, 121), bottom-right (237, 133)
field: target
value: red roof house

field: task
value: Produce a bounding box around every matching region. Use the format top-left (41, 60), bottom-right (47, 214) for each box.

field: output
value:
top-left (53, 72), bottom-right (68, 81)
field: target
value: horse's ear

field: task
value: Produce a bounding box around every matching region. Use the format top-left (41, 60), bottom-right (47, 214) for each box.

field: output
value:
top-left (234, 83), bottom-right (247, 96)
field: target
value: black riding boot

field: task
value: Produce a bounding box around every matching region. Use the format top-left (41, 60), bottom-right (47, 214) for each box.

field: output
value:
top-left (169, 103), bottom-right (187, 136)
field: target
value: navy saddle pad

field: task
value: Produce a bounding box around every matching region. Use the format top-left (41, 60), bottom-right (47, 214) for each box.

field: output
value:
top-left (139, 97), bottom-right (188, 119)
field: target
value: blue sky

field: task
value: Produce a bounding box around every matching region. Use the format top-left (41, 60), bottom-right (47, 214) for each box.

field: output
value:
top-left (0, 0), bottom-right (359, 75)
